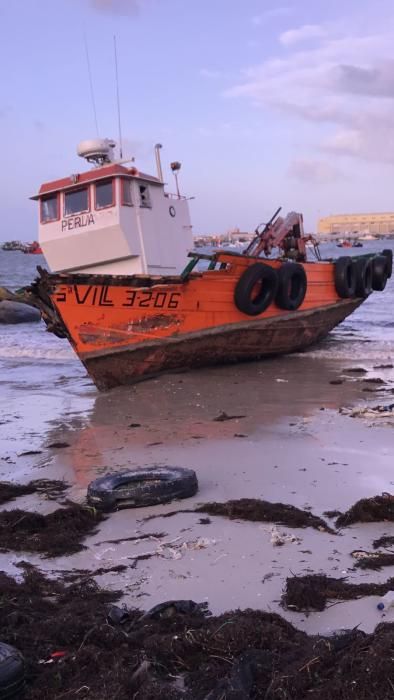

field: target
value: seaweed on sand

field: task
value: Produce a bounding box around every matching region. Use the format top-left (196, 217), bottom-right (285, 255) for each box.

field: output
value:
top-left (335, 493), bottom-right (394, 527)
top-left (1, 566), bottom-right (393, 699)
top-left (0, 504), bottom-right (105, 556)
top-left (0, 479), bottom-right (69, 505)
top-left (353, 552), bottom-right (394, 570)
top-left (146, 498), bottom-right (334, 533)
top-left (283, 574), bottom-right (394, 611)
top-left (195, 498), bottom-right (335, 533)
top-left (373, 535), bottom-right (394, 549)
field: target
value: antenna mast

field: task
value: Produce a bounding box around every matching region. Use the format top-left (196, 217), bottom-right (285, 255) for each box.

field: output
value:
top-left (84, 34), bottom-right (99, 137)
top-left (113, 35), bottom-right (123, 159)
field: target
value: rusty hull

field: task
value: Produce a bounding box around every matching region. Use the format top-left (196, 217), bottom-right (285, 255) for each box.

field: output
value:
top-left (81, 299), bottom-right (362, 390)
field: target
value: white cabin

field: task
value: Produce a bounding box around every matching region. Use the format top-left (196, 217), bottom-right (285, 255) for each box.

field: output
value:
top-left (31, 140), bottom-right (193, 275)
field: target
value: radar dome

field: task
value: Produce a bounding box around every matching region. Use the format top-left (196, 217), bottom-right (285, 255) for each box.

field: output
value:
top-left (77, 138), bottom-right (116, 165)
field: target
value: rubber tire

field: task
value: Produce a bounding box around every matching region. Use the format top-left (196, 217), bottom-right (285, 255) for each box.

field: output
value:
top-left (234, 263), bottom-right (278, 316)
top-left (0, 642), bottom-right (25, 699)
top-left (372, 255), bottom-right (389, 291)
top-left (354, 257), bottom-right (373, 297)
top-left (382, 249), bottom-right (393, 278)
top-left (334, 257), bottom-right (356, 298)
top-left (276, 263), bottom-right (307, 311)
top-left (87, 466), bottom-right (198, 511)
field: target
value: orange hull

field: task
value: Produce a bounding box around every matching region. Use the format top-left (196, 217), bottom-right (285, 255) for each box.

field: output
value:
top-left (32, 252), bottom-right (368, 389)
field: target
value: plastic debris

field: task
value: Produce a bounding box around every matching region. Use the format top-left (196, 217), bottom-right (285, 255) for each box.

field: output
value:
top-left (269, 526), bottom-right (301, 546)
top-left (377, 591), bottom-right (394, 610)
top-left (340, 403), bottom-right (394, 419)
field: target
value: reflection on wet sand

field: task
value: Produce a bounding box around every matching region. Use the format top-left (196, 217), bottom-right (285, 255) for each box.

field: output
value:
top-left (45, 354), bottom-right (384, 487)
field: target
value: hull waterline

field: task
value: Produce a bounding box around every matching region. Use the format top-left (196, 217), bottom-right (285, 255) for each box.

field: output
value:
top-left (80, 299), bottom-right (362, 390)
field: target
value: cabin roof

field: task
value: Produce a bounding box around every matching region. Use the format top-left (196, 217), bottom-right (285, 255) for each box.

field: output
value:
top-left (31, 163), bottom-right (162, 200)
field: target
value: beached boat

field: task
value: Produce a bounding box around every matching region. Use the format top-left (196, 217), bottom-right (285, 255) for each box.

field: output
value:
top-left (4, 138), bottom-right (392, 390)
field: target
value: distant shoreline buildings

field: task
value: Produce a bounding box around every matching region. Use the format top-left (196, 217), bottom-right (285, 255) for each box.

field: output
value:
top-left (318, 212), bottom-right (394, 237)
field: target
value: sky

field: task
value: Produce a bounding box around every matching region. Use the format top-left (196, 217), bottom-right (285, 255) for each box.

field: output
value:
top-left (2, 0), bottom-right (394, 239)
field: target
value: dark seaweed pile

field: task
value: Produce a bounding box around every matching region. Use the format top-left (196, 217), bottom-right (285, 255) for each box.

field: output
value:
top-left (0, 567), bottom-right (393, 699)
top-left (0, 504), bottom-right (105, 556)
top-left (0, 479), bottom-right (68, 505)
top-left (336, 494), bottom-right (394, 527)
top-left (145, 498), bottom-right (334, 532)
top-left (283, 574), bottom-right (394, 611)
top-left (196, 499), bottom-right (334, 532)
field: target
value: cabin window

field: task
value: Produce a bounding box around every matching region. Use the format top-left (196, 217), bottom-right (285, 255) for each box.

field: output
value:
top-left (139, 184), bottom-right (151, 208)
top-left (122, 179), bottom-right (133, 206)
top-left (40, 194), bottom-right (59, 223)
top-left (64, 187), bottom-right (89, 216)
top-left (95, 179), bottom-right (114, 209)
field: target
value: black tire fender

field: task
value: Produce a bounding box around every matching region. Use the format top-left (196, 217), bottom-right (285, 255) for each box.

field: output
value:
top-left (87, 466), bottom-right (198, 511)
top-left (334, 257), bottom-right (356, 298)
top-left (0, 642), bottom-right (25, 698)
top-left (354, 257), bottom-right (373, 297)
top-left (382, 249), bottom-right (393, 278)
top-left (276, 262), bottom-right (307, 311)
top-left (234, 263), bottom-right (278, 316)
top-left (372, 255), bottom-right (389, 291)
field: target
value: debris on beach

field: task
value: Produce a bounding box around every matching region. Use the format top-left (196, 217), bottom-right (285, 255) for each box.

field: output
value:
top-left (1, 566), bottom-right (394, 699)
top-left (373, 535), bottom-right (394, 549)
top-left (128, 534), bottom-right (217, 565)
top-left (343, 367), bottom-right (368, 374)
top-left (47, 441), bottom-right (71, 449)
top-left (269, 525), bottom-right (301, 546)
top-left (335, 493), bottom-right (394, 527)
top-left (0, 504), bottom-right (105, 556)
top-left (283, 573), bottom-right (394, 611)
top-left (339, 403), bottom-right (394, 418)
top-left (212, 411), bottom-right (246, 422)
top-left (351, 550), bottom-right (394, 570)
top-left (0, 479), bottom-right (69, 505)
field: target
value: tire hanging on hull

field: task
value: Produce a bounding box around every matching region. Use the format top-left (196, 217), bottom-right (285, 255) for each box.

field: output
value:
top-left (372, 255), bottom-right (389, 291)
top-left (334, 257), bottom-right (356, 298)
top-left (234, 263), bottom-right (278, 316)
top-left (354, 257), bottom-right (373, 297)
top-left (275, 263), bottom-right (307, 311)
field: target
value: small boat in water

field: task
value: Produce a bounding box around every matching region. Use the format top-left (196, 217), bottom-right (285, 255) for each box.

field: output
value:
top-left (23, 241), bottom-right (43, 254)
top-left (3, 138), bottom-right (392, 390)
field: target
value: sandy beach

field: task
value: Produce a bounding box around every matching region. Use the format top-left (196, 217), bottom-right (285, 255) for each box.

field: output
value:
top-left (1, 352), bottom-right (393, 638)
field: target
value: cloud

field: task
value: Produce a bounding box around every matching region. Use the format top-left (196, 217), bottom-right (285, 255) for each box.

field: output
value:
top-left (288, 159), bottom-right (343, 184)
top-left (90, 0), bottom-right (141, 15)
top-left (200, 68), bottom-right (222, 79)
top-left (252, 7), bottom-right (291, 25)
top-left (225, 26), bottom-right (394, 165)
top-left (279, 24), bottom-right (326, 46)
top-left (336, 61), bottom-right (394, 98)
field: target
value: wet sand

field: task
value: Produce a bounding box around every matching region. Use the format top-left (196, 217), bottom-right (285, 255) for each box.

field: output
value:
top-left (1, 354), bottom-right (393, 636)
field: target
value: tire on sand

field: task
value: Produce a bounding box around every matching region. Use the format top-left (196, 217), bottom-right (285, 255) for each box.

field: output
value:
top-left (87, 466), bottom-right (198, 511)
